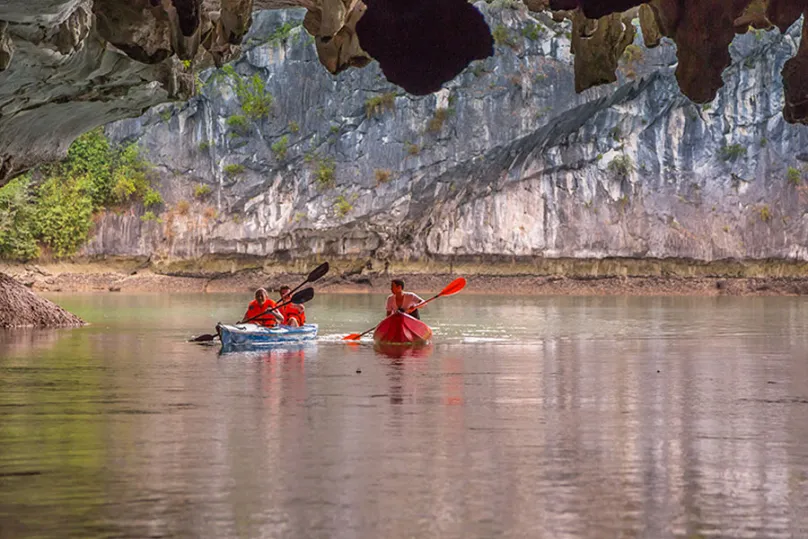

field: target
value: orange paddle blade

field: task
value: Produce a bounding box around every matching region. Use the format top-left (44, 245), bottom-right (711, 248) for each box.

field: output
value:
top-left (343, 333), bottom-right (362, 341)
top-left (439, 277), bottom-right (467, 297)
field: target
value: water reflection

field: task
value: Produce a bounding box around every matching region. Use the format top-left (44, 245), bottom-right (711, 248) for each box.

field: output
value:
top-left (373, 342), bottom-right (434, 360)
top-left (2, 293), bottom-right (808, 538)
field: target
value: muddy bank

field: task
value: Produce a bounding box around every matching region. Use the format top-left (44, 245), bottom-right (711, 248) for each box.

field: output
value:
top-left (4, 260), bottom-right (808, 297)
top-left (0, 273), bottom-right (85, 328)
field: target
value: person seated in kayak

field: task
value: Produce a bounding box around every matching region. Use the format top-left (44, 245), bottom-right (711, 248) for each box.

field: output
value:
top-left (242, 288), bottom-right (283, 327)
top-left (386, 279), bottom-right (426, 320)
top-left (278, 285), bottom-right (306, 327)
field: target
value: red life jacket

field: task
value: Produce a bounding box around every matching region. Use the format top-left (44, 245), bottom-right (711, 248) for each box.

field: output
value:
top-left (244, 299), bottom-right (278, 327)
top-left (280, 302), bottom-right (306, 325)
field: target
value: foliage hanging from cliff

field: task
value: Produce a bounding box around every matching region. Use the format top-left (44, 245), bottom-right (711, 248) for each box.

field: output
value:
top-left (0, 129), bottom-right (159, 260)
top-left (0, 176), bottom-right (40, 261)
top-left (34, 174), bottom-right (95, 258)
top-left (222, 65), bottom-right (273, 120)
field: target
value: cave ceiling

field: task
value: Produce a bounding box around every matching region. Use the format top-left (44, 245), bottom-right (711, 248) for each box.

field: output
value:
top-left (0, 0), bottom-right (806, 186)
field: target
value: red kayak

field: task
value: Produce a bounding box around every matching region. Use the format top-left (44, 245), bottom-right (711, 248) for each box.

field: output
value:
top-left (372, 312), bottom-right (433, 346)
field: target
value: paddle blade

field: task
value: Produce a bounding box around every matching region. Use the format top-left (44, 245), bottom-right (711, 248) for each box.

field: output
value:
top-left (306, 262), bottom-right (330, 283)
top-left (291, 287), bottom-right (315, 304)
top-left (189, 333), bottom-right (216, 342)
top-left (439, 277), bottom-right (467, 297)
top-left (342, 333), bottom-right (362, 341)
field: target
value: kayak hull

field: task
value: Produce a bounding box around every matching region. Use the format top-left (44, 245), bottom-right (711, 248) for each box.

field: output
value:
top-left (217, 322), bottom-right (318, 351)
top-left (372, 312), bottom-right (432, 346)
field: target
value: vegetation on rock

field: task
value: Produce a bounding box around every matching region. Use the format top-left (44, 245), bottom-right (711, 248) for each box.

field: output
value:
top-left (0, 129), bottom-right (157, 260)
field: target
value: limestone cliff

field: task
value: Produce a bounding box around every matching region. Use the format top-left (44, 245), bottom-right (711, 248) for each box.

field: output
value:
top-left (2, 0), bottom-right (808, 190)
top-left (94, 5), bottom-right (808, 271)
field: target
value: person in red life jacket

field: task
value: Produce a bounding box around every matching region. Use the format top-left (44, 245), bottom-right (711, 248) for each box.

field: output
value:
top-left (242, 288), bottom-right (283, 327)
top-left (278, 285), bottom-right (306, 327)
top-left (385, 278), bottom-right (425, 319)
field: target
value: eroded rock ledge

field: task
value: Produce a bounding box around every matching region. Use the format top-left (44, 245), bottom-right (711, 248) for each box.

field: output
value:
top-left (0, 273), bottom-right (84, 327)
top-left (1, 0), bottom-right (807, 187)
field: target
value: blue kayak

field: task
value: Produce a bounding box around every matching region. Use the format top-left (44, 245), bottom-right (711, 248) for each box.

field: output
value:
top-left (216, 322), bottom-right (318, 350)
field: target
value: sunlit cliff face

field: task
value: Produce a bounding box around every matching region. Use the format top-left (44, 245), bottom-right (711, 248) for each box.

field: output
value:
top-left (0, 0), bottom-right (806, 187)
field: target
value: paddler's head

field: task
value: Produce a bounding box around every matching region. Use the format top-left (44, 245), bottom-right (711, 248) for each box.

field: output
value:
top-left (391, 279), bottom-right (404, 296)
top-left (279, 285), bottom-right (291, 301)
top-left (254, 288), bottom-right (269, 303)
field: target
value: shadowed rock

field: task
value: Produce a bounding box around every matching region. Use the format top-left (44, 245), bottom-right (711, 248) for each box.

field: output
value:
top-left (356, 0), bottom-right (494, 95)
top-left (0, 274), bottom-right (84, 328)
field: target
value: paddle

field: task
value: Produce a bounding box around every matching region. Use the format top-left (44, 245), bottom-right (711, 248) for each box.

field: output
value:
top-left (342, 277), bottom-right (467, 341)
top-left (189, 287), bottom-right (315, 342)
top-left (287, 261), bottom-right (329, 297)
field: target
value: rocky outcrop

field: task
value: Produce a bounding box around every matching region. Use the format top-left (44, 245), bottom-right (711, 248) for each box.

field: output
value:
top-left (0, 0), bottom-right (255, 186)
top-left (0, 273), bottom-right (84, 327)
top-left (0, 0), bottom-right (808, 192)
top-left (2, 0), bottom-right (808, 190)
top-left (92, 6), bottom-right (808, 272)
top-left (546, 0), bottom-right (808, 125)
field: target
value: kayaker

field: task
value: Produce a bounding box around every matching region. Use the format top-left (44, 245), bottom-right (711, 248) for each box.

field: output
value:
top-left (385, 279), bottom-right (426, 319)
top-left (278, 285), bottom-right (306, 327)
top-left (242, 288), bottom-right (283, 327)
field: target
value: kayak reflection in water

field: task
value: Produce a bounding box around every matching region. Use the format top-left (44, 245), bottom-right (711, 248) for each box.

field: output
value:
top-left (385, 279), bottom-right (426, 320)
top-left (243, 288), bottom-right (283, 327)
top-left (278, 285), bottom-right (306, 327)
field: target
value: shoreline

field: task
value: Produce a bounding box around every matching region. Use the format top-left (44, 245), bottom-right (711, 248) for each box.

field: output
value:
top-left (3, 260), bottom-right (808, 296)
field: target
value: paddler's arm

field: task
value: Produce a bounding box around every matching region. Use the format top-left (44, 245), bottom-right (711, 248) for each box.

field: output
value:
top-left (405, 294), bottom-right (426, 314)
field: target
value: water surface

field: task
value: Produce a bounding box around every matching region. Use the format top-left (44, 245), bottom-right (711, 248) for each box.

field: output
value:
top-left (2, 293), bottom-right (808, 538)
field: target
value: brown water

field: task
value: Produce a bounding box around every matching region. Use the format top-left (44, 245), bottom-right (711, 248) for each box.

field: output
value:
top-left (2, 293), bottom-right (808, 538)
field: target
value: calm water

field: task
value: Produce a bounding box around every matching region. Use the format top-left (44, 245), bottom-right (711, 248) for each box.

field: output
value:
top-left (2, 292), bottom-right (808, 538)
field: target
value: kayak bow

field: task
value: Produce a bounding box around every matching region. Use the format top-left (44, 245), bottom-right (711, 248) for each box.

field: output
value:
top-left (372, 312), bottom-right (432, 346)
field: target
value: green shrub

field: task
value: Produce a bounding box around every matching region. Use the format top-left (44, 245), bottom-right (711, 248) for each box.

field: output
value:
top-left (521, 22), bottom-right (543, 41)
top-left (608, 155), bottom-right (634, 176)
top-left (34, 174), bottom-right (94, 258)
top-left (224, 164), bottom-right (245, 177)
top-left (142, 187), bottom-right (163, 208)
top-left (223, 66), bottom-right (273, 120)
top-left (227, 115), bottom-right (249, 131)
top-left (140, 211), bottom-right (161, 223)
top-left (199, 140), bottom-right (212, 151)
top-left (334, 194), bottom-right (353, 217)
top-left (787, 167), bottom-right (802, 185)
top-left (720, 144), bottom-right (747, 161)
top-left (492, 25), bottom-right (518, 48)
top-left (405, 142), bottom-right (420, 156)
top-left (365, 93), bottom-right (396, 118)
top-left (271, 135), bottom-right (289, 160)
top-left (759, 205), bottom-right (771, 222)
top-left (0, 176), bottom-right (40, 260)
top-left (267, 22), bottom-right (299, 45)
top-left (288, 121), bottom-right (300, 133)
top-left (194, 184), bottom-right (212, 199)
top-left (314, 158), bottom-right (335, 189)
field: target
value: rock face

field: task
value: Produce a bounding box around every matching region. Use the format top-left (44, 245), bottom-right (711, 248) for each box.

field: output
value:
top-left (2, 0), bottom-right (808, 189)
top-left (93, 5), bottom-right (808, 270)
top-left (0, 0), bottom-right (254, 185)
top-left (0, 273), bottom-right (84, 327)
